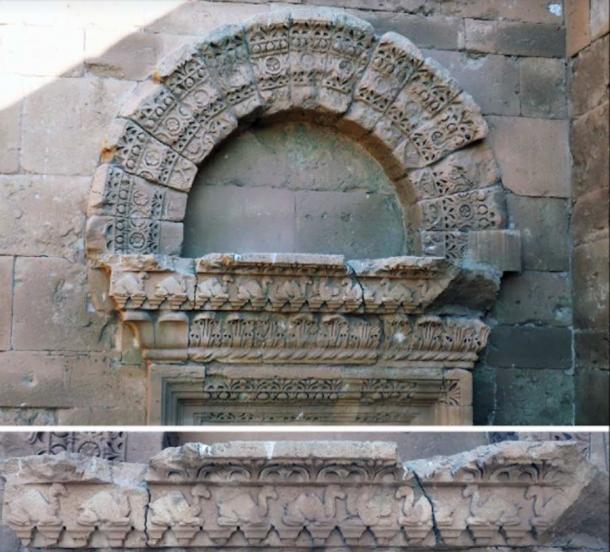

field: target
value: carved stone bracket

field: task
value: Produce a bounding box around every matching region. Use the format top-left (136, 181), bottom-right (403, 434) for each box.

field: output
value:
top-left (85, 9), bottom-right (523, 424)
top-left (2, 440), bottom-right (603, 549)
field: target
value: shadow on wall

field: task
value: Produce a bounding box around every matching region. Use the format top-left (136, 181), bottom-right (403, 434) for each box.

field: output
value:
top-left (0, 0), bottom-right (584, 426)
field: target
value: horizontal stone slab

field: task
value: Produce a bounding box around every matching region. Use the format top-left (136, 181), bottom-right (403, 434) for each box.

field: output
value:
top-left (1, 440), bottom-right (604, 549)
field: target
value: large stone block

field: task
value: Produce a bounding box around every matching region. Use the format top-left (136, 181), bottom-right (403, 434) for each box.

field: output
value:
top-left (495, 367), bottom-right (574, 425)
top-left (0, 256), bottom-right (13, 351)
top-left (355, 12), bottom-right (464, 50)
top-left (486, 326), bottom-right (572, 370)
top-left (57, 405), bottom-right (146, 425)
top-left (0, 351), bottom-right (67, 408)
top-left (572, 186), bottom-right (610, 246)
top-left (520, 57), bottom-right (567, 118)
top-left (575, 329), bottom-right (610, 372)
top-left (565, 0), bottom-right (592, 56)
top-left (487, 117), bottom-right (570, 198)
top-left (472, 364), bottom-right (496, 425)
top-left (465, 18), bottom-right (565, 57)
top-left (571, 102), bottom-right (609, 198)
top-left (569, 34), bottom-right (609, 117)
top-left (295, 190), bottom-right (405, 259)
top-left (21, 76), bottom-right (134, 175)
top-left (84, 29), bottom-right (166, 80)
top-left (439, 0), bottom-right (564, 24)
top-left (576, 369), bottom-right (610, 425)
top-left (572, 238), bottom-right (610, 330)
top-left (423, 49), bottom-right (519, 116)
top-left (507, 195), bottom-right (569, 271)
top-left (182, 185), bottom-right (296, 256)
top-left (0, 175), bottom-right (89, 258)
top-left (492, 271), bottom-right (571, 326)
top-left (12, 257), bottom-right (113, 351)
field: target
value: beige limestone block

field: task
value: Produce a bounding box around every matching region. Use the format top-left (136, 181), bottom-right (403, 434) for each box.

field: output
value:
top-left (486, 116), bottom-right (570, 197)
top-left (0, 256), bottom-right (13, 351)
top-left (0, 175), bottom-right (89, 258)
top-left (0, 24), bottom-right (84, 77)
top-left (12, 257), bottom-right (113, 351)
top-left (21, 77), bottom-right (134, 176)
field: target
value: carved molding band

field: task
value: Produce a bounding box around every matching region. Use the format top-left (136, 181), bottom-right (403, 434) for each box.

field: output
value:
top-left (1, 441), bottom-right (601, 549)
top-left (85, 9), bottom-right (519, 265)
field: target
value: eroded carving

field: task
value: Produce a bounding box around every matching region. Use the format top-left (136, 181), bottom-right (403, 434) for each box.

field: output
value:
top-left (1, 441), bottom-right (603, 550)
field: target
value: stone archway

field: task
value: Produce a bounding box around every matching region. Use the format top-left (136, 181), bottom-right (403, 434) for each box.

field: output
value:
top-left (85, 9), bottom-right (521, 425)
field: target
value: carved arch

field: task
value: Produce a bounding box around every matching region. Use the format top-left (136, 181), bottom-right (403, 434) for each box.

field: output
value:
top-left (86, 8), bottom-right (514, 264)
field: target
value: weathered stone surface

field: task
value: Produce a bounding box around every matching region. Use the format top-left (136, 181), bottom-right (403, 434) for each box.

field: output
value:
top-left (0, 407), bottom-right (56, 425)
top-left (520, 57), bottom-right (567, 118)
top-left (439, 0), bottom-right (565, 24)
top-left (295, 190), bottom-right (406, 259)
top-left (12, 257), bottom-right (113, 351)
top-left (21, 77), bottom-right (133, 175)
top-left (576, 369), bottom-right (610, 425)
top-left (0, 175), bottom-right (89, 258)
top-left (0, 256), bottom-right (13, 351)
top-left (423, 49), bottom-right (520, 116)
top-left (574, 329), bottom-right (610, 372)
top-left (572, 186), bottom-right (610, 246)
top-left (487, 117), bottom-right (570, 197)
top-left (465, 18), bottom-right (565, 57)
top-left (57, 406), bottom-right (146, 426)
top-left (507, 195), bottom-right (569, 271)
top-left (486, 326), bottom-right (572, 370)
top-left (572, 238), bottom-right (610, 330)
top-left (569, 34), bottom-right (609, 117)
top-left (472, 364), bottom-right (496, 425)
top-left (492, 271), bottom-right (571, 326)
top-left (566, 0), bottom-right (592, 56)
top-left (356, 11), bottom-right (464, 50)
top-left (571, 101), bottom-right (609, 197)
top-left (84, 29), bottom-right (165, 80)
top-left (1, 440), bottom-right (605, 549)
top-left (591, 0), bottom-right (610, 38)
top-left (495, 368), bottom-right (574, 425)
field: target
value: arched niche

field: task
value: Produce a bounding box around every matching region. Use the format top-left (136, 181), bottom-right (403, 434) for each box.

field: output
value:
top-left (85, 9), bottom-right (521, 425)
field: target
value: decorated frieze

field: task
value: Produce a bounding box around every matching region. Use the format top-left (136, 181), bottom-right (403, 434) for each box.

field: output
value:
top-left (1, 440), bottom-right (598, 549)
top-left (102, 253), bottom-right (461, 314)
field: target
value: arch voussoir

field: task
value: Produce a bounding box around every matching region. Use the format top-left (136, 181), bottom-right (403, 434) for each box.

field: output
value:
top-left (88, 9), bottom-right (516, 270)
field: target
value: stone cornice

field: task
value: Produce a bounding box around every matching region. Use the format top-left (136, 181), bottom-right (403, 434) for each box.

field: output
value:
top-left (2, 441), bottom-right (602, 550)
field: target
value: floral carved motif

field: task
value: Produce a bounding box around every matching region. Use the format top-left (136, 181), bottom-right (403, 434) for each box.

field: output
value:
top-left (1, 441), bottom-right (599, 549)
top-left (87, 9), bottom-right (518, 264)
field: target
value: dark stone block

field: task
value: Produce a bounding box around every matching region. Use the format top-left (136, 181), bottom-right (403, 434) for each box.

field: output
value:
top-left (492, 271), bottom-right (571, 326)
top-left (486, 325), bottom-right (572, 369)
top-left (575, 369), bottom-right (610, 425)
top-left (575, 329), bottom-right (610, 372)
top-left (494, 368), bottom-right (574, 425)
top-left (472, 364), bottom-right (496, 425)
top-left (572, 238), bottom-right (610, 330)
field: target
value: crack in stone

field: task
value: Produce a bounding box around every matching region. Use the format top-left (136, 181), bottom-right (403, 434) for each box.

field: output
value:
top-left (412, 470), bottom-right (443, 546)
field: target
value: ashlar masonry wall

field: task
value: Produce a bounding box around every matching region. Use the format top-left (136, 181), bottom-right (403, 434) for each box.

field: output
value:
top-left (0, 0), bottom-right (599, 425)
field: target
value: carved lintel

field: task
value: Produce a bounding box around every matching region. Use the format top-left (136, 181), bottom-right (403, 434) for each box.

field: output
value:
top-left (1, 441), bottom-right (600, 549)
